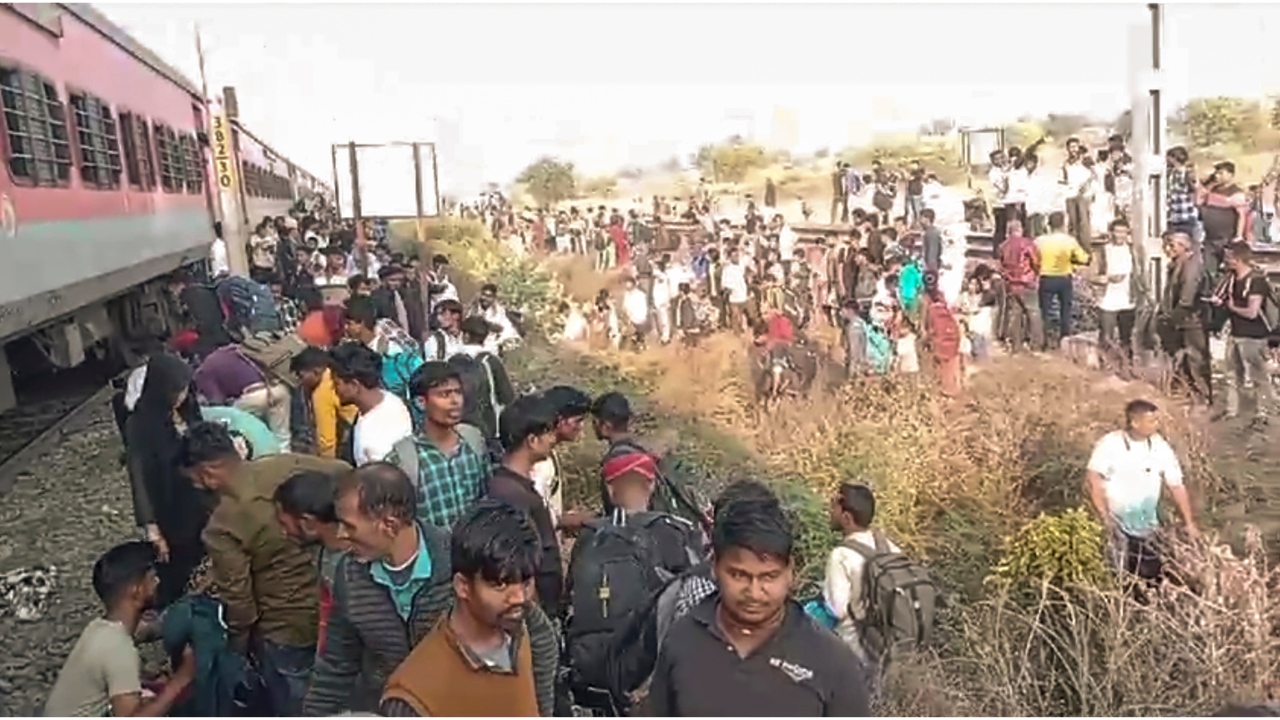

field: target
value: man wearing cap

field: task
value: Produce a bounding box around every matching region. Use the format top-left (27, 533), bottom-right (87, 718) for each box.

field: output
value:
top-left (591, 392), bottom-right (660, 518)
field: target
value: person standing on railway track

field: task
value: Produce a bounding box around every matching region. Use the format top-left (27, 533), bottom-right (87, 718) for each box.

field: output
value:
top-left (181, 422), bottom-right (351, 715)
top-left (125, 353), bottom-right (209, 609)
top-left (1212, 242), bottom-right (1277, 428)
top-left (301, 463), bottom-right (454, 716)
top-left (1095, 218), bottom-right (1139, 375)
top-left (1036, 211), bottom-right (1091, 348)
top-left (291, 346), bottom-right (358, 460)
top-left (1161, 230), bottom-right (1214, 408)
top-left (998, 217), bottom-right (1044, 354)
top-left (1200, 161), bottom-right (1250, 278)
top-left (250, 220), bottom-right (280, 286)
top-left (643, 491), bottom-right (871, 717)
top-left (831, 162), bottom-right (849, 225)
top-left (722, 246), bottom-right (752, 334)
top-left (378, 500), bottom-right (559, 718)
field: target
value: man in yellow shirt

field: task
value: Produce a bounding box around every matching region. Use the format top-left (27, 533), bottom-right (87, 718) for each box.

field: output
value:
top-left (1036, 211), bottom-right (1092, 347)
top-left (291, 347), bottom-right (358, 459)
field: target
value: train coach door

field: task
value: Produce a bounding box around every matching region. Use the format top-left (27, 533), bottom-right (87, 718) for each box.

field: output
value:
top-left (192, 103), bottom-right (216, 226)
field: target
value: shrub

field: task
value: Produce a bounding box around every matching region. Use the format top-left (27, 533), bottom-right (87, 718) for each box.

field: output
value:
top-left (992, 507), bottom-right (1110, 592)
top-left (389, 217), bottom-right (566, 337)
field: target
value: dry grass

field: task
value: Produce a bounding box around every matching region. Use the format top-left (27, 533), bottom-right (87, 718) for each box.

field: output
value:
top-left (393, 216), bottom-right (1274, 715)
top-left (882, 531), bottom-right (1280, 717)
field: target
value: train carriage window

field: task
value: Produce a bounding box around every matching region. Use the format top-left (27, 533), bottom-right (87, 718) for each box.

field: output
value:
top-left (180, 133), bottom-right (203, 194)
top-left (242, 161), bottom-right (259, 197)
top-left (153, 122), bottom-right (186, 193)
top-left (119, 112), bottom-right (156, 191)
top-left (0, 65), bottom-right (73, 187)
top-left (69, 92), bottom-right (123, 189)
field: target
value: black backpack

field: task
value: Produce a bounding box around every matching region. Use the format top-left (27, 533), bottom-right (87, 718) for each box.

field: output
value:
top-left (846, 531), bottom-right (938, 661)
top-left (567, 512), bottom-right (676, 696)
top-left (446, 353), bottom-right (498, 440)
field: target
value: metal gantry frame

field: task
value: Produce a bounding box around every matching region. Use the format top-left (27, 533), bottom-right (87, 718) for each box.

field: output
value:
top-left (330, 141), bottom-right (442, 226)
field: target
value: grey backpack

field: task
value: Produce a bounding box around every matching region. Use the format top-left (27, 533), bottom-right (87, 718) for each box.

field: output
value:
top-left (845, 530), bottom-right (938, 660)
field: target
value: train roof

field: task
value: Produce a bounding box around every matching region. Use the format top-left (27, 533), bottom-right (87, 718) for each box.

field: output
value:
top-left (59, 4), bottom-right (203, 98)
top-left (49, 4), bottom-right (331, 193)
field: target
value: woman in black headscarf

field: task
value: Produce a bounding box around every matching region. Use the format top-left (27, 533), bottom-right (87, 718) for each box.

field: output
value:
top-left (124, 352), bottom-right (211, 608)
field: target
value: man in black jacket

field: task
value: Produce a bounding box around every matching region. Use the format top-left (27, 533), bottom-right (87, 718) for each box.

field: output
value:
top-left (372, 265), bottom-right (425, 340)
top-left (1160, 230), bottom-right (1213, 407)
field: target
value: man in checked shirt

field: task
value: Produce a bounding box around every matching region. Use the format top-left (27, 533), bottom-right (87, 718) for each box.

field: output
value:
top-left (1166, 146), bottom-right (1201, 248)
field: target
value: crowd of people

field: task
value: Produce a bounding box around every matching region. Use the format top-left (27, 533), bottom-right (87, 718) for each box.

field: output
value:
top-left (45, 197), bottom-right (945, 718)
top-left (35, 124), bottom-right (1280, 717)
top-left (476, 181), bottom-right (976, 401)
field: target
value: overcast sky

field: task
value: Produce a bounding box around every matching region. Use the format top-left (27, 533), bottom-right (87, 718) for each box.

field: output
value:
top-left (98, 2), bottom-right (1280, 196)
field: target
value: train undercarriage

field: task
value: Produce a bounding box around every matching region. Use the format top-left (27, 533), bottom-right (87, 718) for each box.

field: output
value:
top-left (0, 253), bottom-right (200, 414)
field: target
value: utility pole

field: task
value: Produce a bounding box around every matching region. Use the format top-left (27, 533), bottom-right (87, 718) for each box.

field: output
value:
top-left (1130, 3), bottom-right (1165, 307)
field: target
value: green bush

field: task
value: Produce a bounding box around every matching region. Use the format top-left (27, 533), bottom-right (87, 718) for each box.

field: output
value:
top-left (391, 217), bottom-right (566, 337)
top-left (992, 507), bottom-right (1110, 592)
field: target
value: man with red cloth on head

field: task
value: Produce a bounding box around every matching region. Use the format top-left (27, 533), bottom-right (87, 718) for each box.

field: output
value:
top-left (591, 392), bottom-right (656, 518)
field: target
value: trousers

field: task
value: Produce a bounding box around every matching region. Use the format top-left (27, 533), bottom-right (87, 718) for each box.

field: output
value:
top-left (234, 382), bottom-right (292, 449)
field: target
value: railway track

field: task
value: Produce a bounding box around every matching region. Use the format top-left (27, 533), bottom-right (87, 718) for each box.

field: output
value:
top-left (0, 362), bottom-right (119, 496)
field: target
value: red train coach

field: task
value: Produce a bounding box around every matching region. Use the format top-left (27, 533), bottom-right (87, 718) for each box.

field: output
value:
top-left (0, 3), bottom-right (213, 411)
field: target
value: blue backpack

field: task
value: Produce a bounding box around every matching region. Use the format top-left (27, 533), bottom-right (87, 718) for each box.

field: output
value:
top-left (215, 276), bottom-right (283, 338)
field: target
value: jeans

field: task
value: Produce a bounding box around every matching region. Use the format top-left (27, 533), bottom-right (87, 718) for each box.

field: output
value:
top-left (1225, 335), bottom-right (1275, 419)
top-left (1164, 316), bottom-right (1213, 405)
top-left (1107, 527), bottom-right (1163, 581)
top-left (1039, 276), bottom-right (1075, 344)
top-left (254, 638), bottom-right (315, 717)
top-left (1065, 196), bottom-right (1092, 248)
top-left (970, 333), bottom-right (991, 362)
top-left (1098, 308), bottom-right (1136, 369)
top-left (234, 382), bottom-right (292, 449)
top-left (1027, 213), bottom-right (1047, 238)
top-left (831, 195), bottom-right (848, 224)
top-left (906, 194), bottom-right (924, 224)
top-left (1004, 285), bottom-right (1045, 353)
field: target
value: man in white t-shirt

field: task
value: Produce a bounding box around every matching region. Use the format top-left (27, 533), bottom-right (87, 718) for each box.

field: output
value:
top-left (1096, 218), bottom-right (1137, 372)
top-left (621, 276), bottom-right (650, 350)
top-left (720, 247), bottom-right (751, 334)
top-left (1086, 399), bottom-right (1198, 579)
top-left (823, 483), bottom-right (900, 663)
top-left (331, 344), bottom-right (413, 466)
top-left (210, 235), bottom-right (230, 278)
top-left (44, 542), bottom-right (196, 717)
top-left (651, 255), bottom-right (676, 344)
top-left (248, 222), bottom-right (278, 284)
